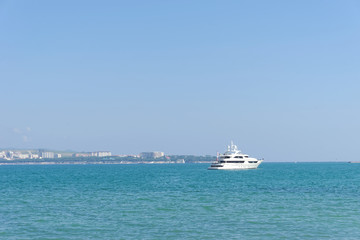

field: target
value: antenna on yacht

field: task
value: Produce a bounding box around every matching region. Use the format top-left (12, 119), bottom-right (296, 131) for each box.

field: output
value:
top-left (229, 140), bottom-right (239, 152)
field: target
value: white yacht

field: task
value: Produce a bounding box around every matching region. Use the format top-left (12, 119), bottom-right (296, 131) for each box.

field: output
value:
top-left (208, 142), bottom-right (263, 170)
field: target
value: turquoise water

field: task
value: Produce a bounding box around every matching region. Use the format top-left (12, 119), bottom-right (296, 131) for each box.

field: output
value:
top-left (1, 163), bottom-right (360, 239)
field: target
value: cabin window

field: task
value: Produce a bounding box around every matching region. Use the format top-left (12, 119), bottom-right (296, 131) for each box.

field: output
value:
top-left (234, 156), bottom-right (243, 159)
top-left (244, 156), bottom-right (249, 158)
top-left (221, 160), bottom-right (244, 163)
top-left (248, 161), bottom-right (258, 163)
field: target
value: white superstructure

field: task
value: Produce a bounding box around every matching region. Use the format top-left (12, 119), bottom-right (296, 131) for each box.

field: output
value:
top-left (208, 141), bottom-right (263, 170)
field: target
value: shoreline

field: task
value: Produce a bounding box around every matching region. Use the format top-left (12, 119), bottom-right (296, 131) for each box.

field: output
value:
top-left (0, 161), bottom-right (351, 165)
top-left (0, 161), bottom-right (212, 165)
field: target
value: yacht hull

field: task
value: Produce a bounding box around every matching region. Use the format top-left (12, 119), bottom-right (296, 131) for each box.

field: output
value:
top-left (208, 161), bottom-right (263, 170)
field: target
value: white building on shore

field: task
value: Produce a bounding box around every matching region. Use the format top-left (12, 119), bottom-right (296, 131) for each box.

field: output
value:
top-left (41, 152), bottom-right (54, 159)
top-left (73, 151), bottom-right (111, 157)
top-left (96, 151), bottom-right (111, 157)
top-left (140, 152), bottom-right (165, 159)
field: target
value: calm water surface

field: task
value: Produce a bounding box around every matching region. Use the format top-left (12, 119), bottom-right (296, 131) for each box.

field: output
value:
top-left (1, 163), bottom-right (360, 239)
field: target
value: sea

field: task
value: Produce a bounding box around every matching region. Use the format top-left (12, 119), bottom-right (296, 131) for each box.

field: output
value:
top-left (1, 162), bottom-right (360, 239)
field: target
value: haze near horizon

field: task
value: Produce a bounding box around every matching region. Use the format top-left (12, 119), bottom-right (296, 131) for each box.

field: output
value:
top-left (1, 1), bottom-right (359, 162)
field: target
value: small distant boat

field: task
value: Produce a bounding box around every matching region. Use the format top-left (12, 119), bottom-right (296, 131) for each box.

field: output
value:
top-left (208, 141), bottom-right (263, 170)
top-left (349, 161), bottom-right (360, 163)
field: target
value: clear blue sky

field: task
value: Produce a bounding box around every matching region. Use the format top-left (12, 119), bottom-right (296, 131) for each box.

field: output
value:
top-left (1, 0), bottom-right (359, 161)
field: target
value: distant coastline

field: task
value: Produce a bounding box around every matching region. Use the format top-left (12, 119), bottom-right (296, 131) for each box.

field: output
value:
top-left (0, 149), bottom-right (215, 164)
top-left (0, 154), bottom-right (215, 165)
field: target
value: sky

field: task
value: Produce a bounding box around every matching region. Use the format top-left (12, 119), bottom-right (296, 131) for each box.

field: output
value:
top-left (1, 0), bottom-right (360, 161)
